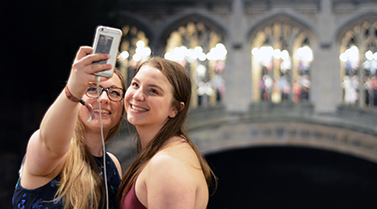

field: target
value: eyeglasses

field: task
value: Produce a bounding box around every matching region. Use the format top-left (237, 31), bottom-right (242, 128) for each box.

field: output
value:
top-left (86, 84), bottom-right (124, 102)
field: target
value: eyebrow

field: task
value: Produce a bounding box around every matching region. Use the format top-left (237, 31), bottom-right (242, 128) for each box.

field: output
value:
top-left (88, 83), bottom-right (122, 89)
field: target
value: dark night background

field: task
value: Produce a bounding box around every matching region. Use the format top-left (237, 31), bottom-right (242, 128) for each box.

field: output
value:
top-left (206, 146), bottom-right (377, 209)
top-left (2, 0), bottom-right (122, 207)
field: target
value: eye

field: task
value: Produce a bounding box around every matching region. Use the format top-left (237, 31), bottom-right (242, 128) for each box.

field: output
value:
top-left (131, 82), bottom-right (139, 88)
top-left (86, 86), bottom-right (100, 98)
top-left (150, 88), bottom-right (158, 95)
top-left (87, 86), bottom-right (97, 92)
top-left (109, 89), bottom-right (121, 96)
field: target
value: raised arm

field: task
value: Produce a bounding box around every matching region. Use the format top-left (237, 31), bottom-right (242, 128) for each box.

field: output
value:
top-left (21, 46), bottom-right (112, 188)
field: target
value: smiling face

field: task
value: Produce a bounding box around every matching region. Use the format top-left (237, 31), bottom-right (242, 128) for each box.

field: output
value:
top-left (78, 74), bottom-right (124, 136)
top-left (124, 64), bottom-right (179, 132)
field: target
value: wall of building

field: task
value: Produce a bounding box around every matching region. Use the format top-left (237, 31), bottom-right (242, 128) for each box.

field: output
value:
top-left (106, 0), bottom-right (377, 207)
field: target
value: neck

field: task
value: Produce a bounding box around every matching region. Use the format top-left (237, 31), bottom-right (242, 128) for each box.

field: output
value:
top-left (136, 125), bottom-right (162, 150)
top-left (84, 131), bottom-right (108, 157)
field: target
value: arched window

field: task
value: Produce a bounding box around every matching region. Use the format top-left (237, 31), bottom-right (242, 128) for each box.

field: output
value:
top-left (164, 21), bottom-right (227, 108)
top-left (251, 19), bottom-right (313, 104)
top-left (339, 16), bottom-right (377, 108)
top-left (118, 25), bottom-right (151, 86)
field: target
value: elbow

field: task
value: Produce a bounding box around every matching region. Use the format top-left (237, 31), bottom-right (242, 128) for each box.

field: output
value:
top-left (37, 129), bottom-right (72, 158)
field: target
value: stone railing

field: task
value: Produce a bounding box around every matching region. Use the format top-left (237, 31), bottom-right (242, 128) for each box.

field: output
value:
top-left (108, 103), bottom-right (377, 168)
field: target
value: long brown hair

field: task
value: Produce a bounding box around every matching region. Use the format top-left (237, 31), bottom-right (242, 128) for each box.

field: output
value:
top-left (55, 69), bottom-right (126, 209)
top-left (117, 57), bottom-right (216, 203)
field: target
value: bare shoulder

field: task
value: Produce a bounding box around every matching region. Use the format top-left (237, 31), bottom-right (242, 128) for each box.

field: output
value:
top-left (145, 138), bottom-right (205, 186)
top-left (152, 138), bottom-right (200, 170)
top-left (140, 138), bottom-right (209, 208)
top-left (106, 152), bottom-right (122, 176)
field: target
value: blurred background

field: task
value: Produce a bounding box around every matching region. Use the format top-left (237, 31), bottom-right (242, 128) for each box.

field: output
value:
top-left (2, 0), bottom-right (377, 208)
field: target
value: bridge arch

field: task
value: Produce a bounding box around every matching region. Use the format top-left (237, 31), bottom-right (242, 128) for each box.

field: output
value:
top-left (189, 119), bottom-right (377, 163)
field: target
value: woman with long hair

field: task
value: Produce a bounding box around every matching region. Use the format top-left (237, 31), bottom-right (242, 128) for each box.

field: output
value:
top-left (118, 57), bottom-right (216, 209)
top-left (12, 46), bottom-right (126, 209)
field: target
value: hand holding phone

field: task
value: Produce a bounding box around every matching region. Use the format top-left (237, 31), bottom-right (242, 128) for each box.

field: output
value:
top-left (92, 26), bottom-right (122, 78)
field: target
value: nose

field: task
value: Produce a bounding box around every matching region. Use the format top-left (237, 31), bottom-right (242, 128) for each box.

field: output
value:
top-left (133, 88), bottom-right (145, 101)
top-left (98, 90), bottom-right (110, 103)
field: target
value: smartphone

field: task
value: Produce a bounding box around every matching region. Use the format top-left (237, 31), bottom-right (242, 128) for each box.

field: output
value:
top-left (92, 26), bottom-right (122, 78)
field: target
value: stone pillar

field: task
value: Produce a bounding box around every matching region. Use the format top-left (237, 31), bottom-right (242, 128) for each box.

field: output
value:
top-left (223, 0), bottom-right (252, 112)
top-left (311, 45), bottom-right (342, 113)
top-left (311, 0), bottom-right (342, 113)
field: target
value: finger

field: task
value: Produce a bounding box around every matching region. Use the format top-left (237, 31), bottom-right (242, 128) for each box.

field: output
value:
top-left (74, 46), bottom-right (93, 61)
top-left (79, 53), bottom-right (110, 67)
top-left (89, 62), bottom-right (112, 74)
top-left (71, 53), bottom-right (110, 74)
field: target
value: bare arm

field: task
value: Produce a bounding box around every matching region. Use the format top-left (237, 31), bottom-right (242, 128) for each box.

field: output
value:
top-left (108, 152), bottom-right (122, 177)
top-left (21, 46), bottom-right (112, 188)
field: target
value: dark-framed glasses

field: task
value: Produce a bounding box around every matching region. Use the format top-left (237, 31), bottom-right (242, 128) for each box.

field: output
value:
top-left (86, 83), bottom-right (124, 102)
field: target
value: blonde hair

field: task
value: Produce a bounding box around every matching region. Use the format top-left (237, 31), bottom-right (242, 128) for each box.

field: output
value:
top-left (54, 70), bottom-right (125, 209)
top-left (55, 119), bottom-right (104, 209)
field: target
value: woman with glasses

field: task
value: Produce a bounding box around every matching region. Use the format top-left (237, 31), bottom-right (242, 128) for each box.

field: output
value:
top-left (12, 46), bottom-right (126, 209)
top-left (117, 57), bottom-right (216, 209)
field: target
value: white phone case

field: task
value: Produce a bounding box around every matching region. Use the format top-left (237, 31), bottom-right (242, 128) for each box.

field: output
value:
top-left (92, 26), bottom-right (122, 78)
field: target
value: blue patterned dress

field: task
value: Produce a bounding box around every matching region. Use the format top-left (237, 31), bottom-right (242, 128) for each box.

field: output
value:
top-left (12, 153), bottom-right (121, 209)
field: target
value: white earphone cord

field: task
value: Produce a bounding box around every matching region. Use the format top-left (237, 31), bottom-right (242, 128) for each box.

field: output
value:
top-left (96, 76), bottom-right (109, 209)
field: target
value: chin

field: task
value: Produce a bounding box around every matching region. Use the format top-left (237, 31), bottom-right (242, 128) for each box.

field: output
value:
top-left (89, 119), bottom-right (112, 128)
top-left (126, 117), bottom-right (141, 127)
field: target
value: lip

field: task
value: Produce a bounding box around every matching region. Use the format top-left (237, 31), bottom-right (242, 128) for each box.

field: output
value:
top-left (93, 108), bottom-right (111, 115)
top-left (130, 104), bottom-right (149, 112)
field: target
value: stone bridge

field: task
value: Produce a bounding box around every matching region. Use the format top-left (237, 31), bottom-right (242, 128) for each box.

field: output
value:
top-left (108, 104), bottom-right (377, 168)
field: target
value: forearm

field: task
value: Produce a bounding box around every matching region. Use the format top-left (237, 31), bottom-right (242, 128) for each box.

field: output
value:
top-left (36, 46), bottom-right (111, 156)
top-left (39, 89), bottom-right (80, 156)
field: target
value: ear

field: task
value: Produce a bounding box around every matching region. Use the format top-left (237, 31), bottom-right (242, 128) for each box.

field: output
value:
top-left (169, 102), bottom-right (185, 118)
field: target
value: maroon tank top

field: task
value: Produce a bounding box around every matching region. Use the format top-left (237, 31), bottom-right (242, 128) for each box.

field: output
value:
top-left (120, 181), bottom-right (146, 209)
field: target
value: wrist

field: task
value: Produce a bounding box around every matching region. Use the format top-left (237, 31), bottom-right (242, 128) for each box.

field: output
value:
top-left (64, 85), bottom-right (81, 103)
